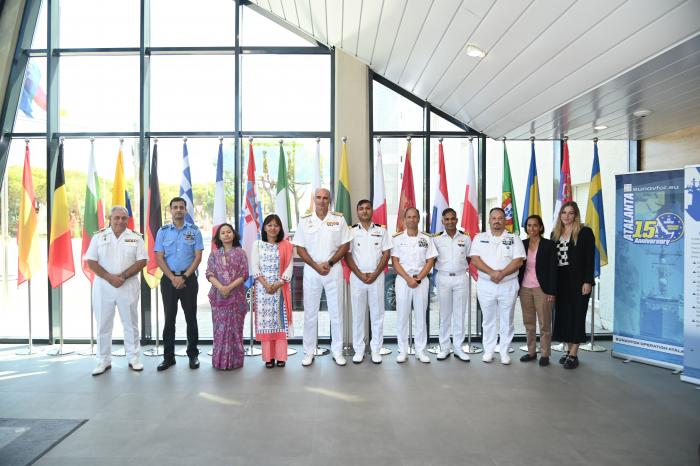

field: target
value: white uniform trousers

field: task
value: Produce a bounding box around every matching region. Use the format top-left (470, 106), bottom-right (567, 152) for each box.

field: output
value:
top-left (436, 271), bottom-right (469, 352)
top-left (477, 278), bottom-right (519, 355)
top-left (350, 273), bottom-right (385, 355)
top-left (302, 264), bottom-right (344, 357)
top-left (395, 276), bottom-right (429, 355)
top-left (93, 283), bottom-right (140, 364)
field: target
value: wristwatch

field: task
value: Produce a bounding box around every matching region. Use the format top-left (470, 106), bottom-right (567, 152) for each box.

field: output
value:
top-left (413, 274), bottom-right (421, 284)
top-left (328, 259), bottom-right (334, 267)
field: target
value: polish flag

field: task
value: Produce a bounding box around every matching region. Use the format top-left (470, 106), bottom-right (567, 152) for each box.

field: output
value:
top-left (430, 140), bottom-right (449, 234)
top-left (461, 139), bottom-right (480, 280)
top-left (371, 139), bottom-right (387, 227)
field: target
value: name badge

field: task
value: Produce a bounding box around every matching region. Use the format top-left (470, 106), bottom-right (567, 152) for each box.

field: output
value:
top-left (418, 238), bottom-right (428, 248)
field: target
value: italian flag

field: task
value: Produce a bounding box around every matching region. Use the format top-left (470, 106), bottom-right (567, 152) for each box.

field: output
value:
top-left (275, 142), bottom-right (291, 238)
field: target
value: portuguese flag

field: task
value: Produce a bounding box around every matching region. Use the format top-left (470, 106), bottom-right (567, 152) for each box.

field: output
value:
top-left (48, 142), bottom-right (75, 288)
top-left (502, 142), bottom-right (520, 235)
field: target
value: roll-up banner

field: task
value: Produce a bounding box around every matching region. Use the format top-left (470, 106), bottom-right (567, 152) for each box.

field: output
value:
top-left (613, 170), bottom-right (684, 370)
top-left (682, 165), bottom-right (700, 385)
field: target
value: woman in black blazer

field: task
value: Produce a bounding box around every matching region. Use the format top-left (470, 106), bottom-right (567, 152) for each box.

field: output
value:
top-left (518, 215), bottom-right (557, 366)
top-left (551, 201), bottom-right (595, 370)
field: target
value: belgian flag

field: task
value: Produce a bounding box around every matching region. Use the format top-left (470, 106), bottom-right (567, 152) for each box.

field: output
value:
top-left (48, 141), bottom-right (75, 288)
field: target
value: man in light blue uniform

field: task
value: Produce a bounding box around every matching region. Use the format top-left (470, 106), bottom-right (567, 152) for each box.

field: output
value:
top-left (155, 197), bottom-right (204, 371)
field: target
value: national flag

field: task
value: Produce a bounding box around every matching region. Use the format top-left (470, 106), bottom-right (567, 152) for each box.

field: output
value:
top-left (553, 138), bottom-right (573, 223)
top-left (430, 140), bottom-right (449, 234)
top-left (241, 140), bottom-right (263, 259)
top-left (396, 139), bottom-right (416, 232)
top-left (502, 141), bottom-right (519, 235)
top-left (521, 139), bottom-right (542, 228)
top-left (17, 142), bottom-right (40, 286)
top-left (275, 142), bottom-right (292, 238)
top-left (144, 142), bottom-right (163, 289)
top-left (48, 142), bottom-right (75, 288)
top-left (461, 139), bottom-right (479, 280)
top-left (309, 138), bottom-right (321, 213)
top-left (212, 140), bottom-right (227, 242)
top-left (336, 139), bottom-right (352, 281)
top-left (18, 62), bottom-right (47, 118)
top-left (180, 140), bottom-right (195, 224)
top-left (371, 139), bottom-right (387, 227)
top-left (81, 140), bottom-right (104, 282)
top-left (585, 140), bottom-right (608, 278)
top-left (112, 144), bottom-right (135, 230)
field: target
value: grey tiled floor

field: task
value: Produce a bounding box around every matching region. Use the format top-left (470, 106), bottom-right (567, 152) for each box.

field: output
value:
top-left (0, 343), bottom-right (698, 466)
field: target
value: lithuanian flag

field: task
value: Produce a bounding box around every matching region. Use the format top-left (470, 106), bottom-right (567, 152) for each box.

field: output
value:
top-left (48, 142), bottom-right (75, 288)
top-left (336, 139), bottom-right (352, 281)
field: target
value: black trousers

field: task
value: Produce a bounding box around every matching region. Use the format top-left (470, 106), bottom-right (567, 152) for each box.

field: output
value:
top-left (161, 274), bottom-right (199, 359)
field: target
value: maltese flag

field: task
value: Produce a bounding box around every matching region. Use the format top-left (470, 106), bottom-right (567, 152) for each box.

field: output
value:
top-left (430, 140), bottom-right (449, 234)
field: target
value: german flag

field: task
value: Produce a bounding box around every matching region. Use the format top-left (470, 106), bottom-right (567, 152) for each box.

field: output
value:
top-left (143, 142), bottom-right (163, 288)
top-left (48, 141), bottom-right (75, 288)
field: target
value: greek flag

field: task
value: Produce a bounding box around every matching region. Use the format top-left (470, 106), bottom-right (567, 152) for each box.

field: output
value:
top-left (180, 140), bottom-right (195, 224)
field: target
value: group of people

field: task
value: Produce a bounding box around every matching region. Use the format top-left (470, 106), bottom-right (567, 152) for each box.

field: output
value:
top-left (85, 190), bottom-right (594, 375)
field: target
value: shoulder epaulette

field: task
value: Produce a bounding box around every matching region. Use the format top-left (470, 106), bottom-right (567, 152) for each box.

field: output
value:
top-left (133, 231), bottom-right (144, 238)
top-left (458, 229), bottom-right (465, 234)
top-left (331, 211), bottom-right (343, 216)
top-left (436, 231), bottom-right (445, 236)
top-left (96, 227), bottom-right (108, 233)
top-left (185, 223), bottom-right (199, 230)
top-left (301, 213), bottom-right (312, 219)
top-left (392, 231), bottom-right (403, 237)
top-left (351, 223), bottom-right (359, 228)
top-left (422, 231), bottom-right (433, 237)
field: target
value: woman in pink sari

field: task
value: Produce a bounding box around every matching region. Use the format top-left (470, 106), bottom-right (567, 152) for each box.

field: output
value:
top-left (206, 223), bottom-right (249, 370)
top-left (251, 214), bottom-right (294, 368)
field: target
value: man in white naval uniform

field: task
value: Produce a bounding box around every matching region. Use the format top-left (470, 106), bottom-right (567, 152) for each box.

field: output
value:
top-left (344, 199), bottom-right (392, 364)
top-left (433, 208), bottom-right (472, 362)
top-left (293, 188), bottom-right (352, 366)
top-left (391, 207), bottom-right (438, 364)
top-left (469, 207), bottom-right (525, 365)
top-left (85, 206), bottom-right (148, 375)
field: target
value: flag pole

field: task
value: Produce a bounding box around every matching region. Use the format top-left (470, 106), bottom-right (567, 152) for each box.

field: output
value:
top-left (375, 136), bottom-right (391, 356)
top-left (16, 281), bottom-right (39, 355)
top-left (144, 286), bottom-right (163, 356)
top-left (462, 275), bottom-right (482, 354)
top-left (245, 285), bottom-right (262, 356)
top-left (581, 283), bottom-right (606, 352)
top-left (48, 286), bottom-right (74, 356)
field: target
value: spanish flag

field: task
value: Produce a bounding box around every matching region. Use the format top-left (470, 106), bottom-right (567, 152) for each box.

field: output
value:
top-left (48, 142), bottom-right (75, 288)
top-left (112, 144), bottom-right (135, 230)
top-left (17, 142), bottom-right (40, 286)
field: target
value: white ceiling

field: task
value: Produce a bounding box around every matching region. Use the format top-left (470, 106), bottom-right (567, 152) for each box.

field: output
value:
top-left (248, 0), bottom-right (700, 140)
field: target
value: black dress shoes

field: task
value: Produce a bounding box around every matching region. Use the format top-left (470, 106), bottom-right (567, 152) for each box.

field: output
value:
top-left (539, 357), bottom-right (550, 367)
top-left (157, 359), bottom-right (176, 371)
top-left (189, 356), bottom-right (200, 369)
top-left (520, 353), bottom-right (537, 362)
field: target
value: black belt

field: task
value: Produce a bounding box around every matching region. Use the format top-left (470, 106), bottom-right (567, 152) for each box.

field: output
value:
top-left (173, 271), bottom-right (188, 276)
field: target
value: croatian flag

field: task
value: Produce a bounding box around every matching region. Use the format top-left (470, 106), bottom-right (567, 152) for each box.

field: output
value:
top-left (430, 140), bottom-right (449, 234)
top-left (240, 141), bottom-right (263, 262)
top-left (212, 140), bottom-right (227, 242)
top-left (371, 139), bottom-right (387, 227)
top-left (180, 140), bottom-right (195, 224)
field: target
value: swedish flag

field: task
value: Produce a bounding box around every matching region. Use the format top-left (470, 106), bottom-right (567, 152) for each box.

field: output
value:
top-left (585, 141), bottom-right (608, 277)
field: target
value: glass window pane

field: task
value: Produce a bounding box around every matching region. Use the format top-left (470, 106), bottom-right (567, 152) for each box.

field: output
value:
top-left (151, 55), bottom-right (235, 132)
top-left (31, 0), bottom-right (47, 49)
top-left (0, 138), bottom-right (49, 339)
top-left (13, 58), bottom-right (47, 133)
top-left (154, 137), bottom-right (236, 340)
top-left (372, 81), bottom-right (423, 132)
top-left (241, 54), bottom-right (330, 132)
top-left (239, 5), bottom-right (313, 47)
top-left (61, 137), bottom-right (140, 339)
top-left (59, 56), bottom-right (140, 132)
top-left (59, 0), bottom-right (139, 48)
top-left (150, 0), bottom-right (235, 47)
top-left (430, 112), bottom-right (465, 132)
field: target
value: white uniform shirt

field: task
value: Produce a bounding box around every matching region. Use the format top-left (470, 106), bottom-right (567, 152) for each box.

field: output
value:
top-left (391, 231), bottom-right (438, 276)
top-left (468, 230), bottom-right (525, 283)
top-left (434, 230), bottom-right (471, 273)
top-left (292, 211), bottom-right (352, 263)
top-left (84, 227), bottom-right (148, 295)
top-left (349, 223), bottom-right (392, 273)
